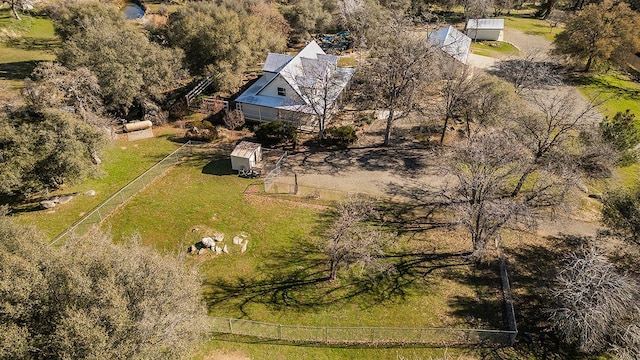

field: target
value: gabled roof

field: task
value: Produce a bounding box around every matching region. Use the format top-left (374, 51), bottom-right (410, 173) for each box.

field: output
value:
top-left (263, 53), bottom-right (294, 73)
top-left (428, 25), bottom-right (472, 64)
top-left (236, 41), bottom-right (356, 115)
top-left (230, 141), bottom-right (261, 158)
top-left (466, 18), bottom-right (505, 30)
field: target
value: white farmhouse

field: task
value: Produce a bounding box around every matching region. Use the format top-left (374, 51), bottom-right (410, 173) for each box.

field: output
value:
top-left (428, 25), bottom-right (472, 64)
top-left (234, 41), bottom-right (356, 129)
top-left (465, 19), bottom-right (505, 41)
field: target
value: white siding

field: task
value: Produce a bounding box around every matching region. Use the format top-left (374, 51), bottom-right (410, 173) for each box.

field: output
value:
top-left (467, 29), bottom-right (503, 41)
top-left (260, 75), bottom-right (295, 100)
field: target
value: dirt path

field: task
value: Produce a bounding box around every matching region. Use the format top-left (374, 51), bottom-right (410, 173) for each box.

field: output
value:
top-left (273, 27), bottom-right (606, 239)
top-left (503, 28), bottom-right (553, 57)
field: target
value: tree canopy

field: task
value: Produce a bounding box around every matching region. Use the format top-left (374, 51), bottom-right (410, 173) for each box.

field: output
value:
top-left (553, 0), bottom-right (640, 71)
top-left (0, 108), bottom-right (106, 196)
top-left (51, 1), bottom-right (184, 116)
top-left (0, 216), bottom-right (209, 359)
top-left (166, 0), bottom-right (288, 92)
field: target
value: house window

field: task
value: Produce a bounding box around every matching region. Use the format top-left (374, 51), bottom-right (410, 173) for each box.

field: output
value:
top-left (277, 87), bottom-right (286, 96)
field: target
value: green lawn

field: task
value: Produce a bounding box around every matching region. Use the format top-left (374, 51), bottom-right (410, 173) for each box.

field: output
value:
top-left (575, 74), bottom-right (640, 118)
top-left (470, 41), bottom-right (519, 58)
top-left (14, 127), bottom-right (182, 239)
top-left (503, 14), bottom-right (563, 41)
top-left (0, 9), bottom-right (59, 88)
top-left (102, 145), bottom-right (506, 359)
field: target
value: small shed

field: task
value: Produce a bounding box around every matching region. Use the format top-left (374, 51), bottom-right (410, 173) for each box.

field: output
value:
top-left (466, 19), bottom-right (505, 41)
top-left (230, 141), bottom-right (262, 171)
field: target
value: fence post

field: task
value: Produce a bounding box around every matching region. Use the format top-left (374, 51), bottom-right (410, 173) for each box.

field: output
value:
top-left (228, 318), bottom-right (233, 334)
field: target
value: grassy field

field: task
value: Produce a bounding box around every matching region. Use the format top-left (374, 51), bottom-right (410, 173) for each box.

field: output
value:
top-left (0, 8), bottom-right (59, 89)
top-left (575, 74), bottom-right (640, 118)
top-left (13, 127), bottom-right (183, 239)
top-left (503, 14), bottom-right (563, 41)
top-left (102, 144), bottom-right (507, 359)
top-left (470, 41), bottom-right (519, 58)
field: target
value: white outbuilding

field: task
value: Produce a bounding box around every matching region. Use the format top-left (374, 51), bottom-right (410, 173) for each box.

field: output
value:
top-left (230, 141), bottom-right (262, 172)
top-left (466, 18), bottom-right (505, 41)
top-left (428, 25), bottom-right (472, 64)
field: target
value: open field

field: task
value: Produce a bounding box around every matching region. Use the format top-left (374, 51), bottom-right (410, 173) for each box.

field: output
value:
top-left (575, 74), bottom-right (640, 118)
top-left (0, 8), bottom-right (58, 89)
top-left (100, 144), bottom-right (509, 359)
top-left (503, 14), bottom-right (563, 42)
top-left (13, 127), bottom-right (182, 239)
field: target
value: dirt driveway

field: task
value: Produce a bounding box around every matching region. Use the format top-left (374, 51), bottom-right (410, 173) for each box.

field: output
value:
top-left (274, 27), bottom-right (604, 238)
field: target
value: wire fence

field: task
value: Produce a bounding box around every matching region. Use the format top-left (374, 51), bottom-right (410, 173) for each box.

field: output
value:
top-left (211, 317), bottom-right (517, 346)
top-left (262, 150), bottom-right (287, 192)
top-left (49, 141), bottom-right (200, 245)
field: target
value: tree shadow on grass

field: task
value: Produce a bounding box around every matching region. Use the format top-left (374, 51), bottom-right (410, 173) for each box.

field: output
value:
top-left (0, 60), bottom-right (40, 81)
top-left (203, 232), bottom-right (471, 319)
top-left (504, 234), bottom-right (590, 359)
top-left (7, 37), bottom-right (60, 52)
top-left (444, 261), bottom-right (506, 330)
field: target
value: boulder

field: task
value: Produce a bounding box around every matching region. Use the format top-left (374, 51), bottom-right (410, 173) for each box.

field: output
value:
top-left (222, 245), bottom-right (229, 254)
top-left (40, 200), bottom-right (58, 209)
top-left (233, 236), bottom-right (243, 245)
top-left (85, 190), bottom-right (96, 196)
top-left (213, 233), bottom-right (224, 242)
top-left (241, 240), bottom-right (249, 253)
top-left (201, 237), bottom-right (214, 248)
top-left (57, 195), bottom-right (74, 204)
top-left (214, 246), bottom-right (223, 255)
top-left (187, 245), bottom-right (196, 253)
top-left (197, 248), bottom-right (207, 255)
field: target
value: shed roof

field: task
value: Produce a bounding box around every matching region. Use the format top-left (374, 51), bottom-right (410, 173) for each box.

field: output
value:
top-left (428, 25), bottom-right (472, 64)
top-left (230, 141), bottom-right (261, 159)
top-left (466, 18), bottom-right (505, 30)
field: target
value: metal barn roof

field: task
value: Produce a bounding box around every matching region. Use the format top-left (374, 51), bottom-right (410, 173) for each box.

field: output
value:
top-left (466, 18), bottom-right (505, 30)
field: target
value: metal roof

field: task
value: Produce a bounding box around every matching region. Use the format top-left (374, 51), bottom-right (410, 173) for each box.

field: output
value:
top-left (466, 18), bottom-right (505, 30)
top-left (236, 41), bottom-right (356, 115)
top-left (428, 25), bottom-right (472, 64)
top-left (263, 53), bottom-right (294, 73)
top-left (230, 141), bottom-right (261, 159)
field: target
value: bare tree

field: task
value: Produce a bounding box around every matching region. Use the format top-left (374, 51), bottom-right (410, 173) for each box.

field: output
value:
top-left (433, 61), bottom-right (477, 144)
top-left (293, 57), bottom-right (354, 141)
top-left (222, 109), bottom-right (245, 130)
top-left (1, 0), bottom-right (39, 20)
top-left (509, 90), bottom-right (601, 197)
top-left (462, 74), bottom-right (520, 139)
top-left (324, 197), bottom-right (394, 281)
top-left (447, 131), bottom-right (534, 260)
top-left (545, 9), bottom-right (567, 32)
top-left (364, 15), bottom-right (436, 146)
top-left (549, 246), bottom-right (640, 353)
top-left (463, 0), bottom-right (494, 19)
top-left (492, 54), bottom-right (564, 94)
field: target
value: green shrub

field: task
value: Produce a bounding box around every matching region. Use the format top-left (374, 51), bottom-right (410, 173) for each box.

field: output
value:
top-left (324, 125), bottom-right (357, 147)
top-left (254, 120), bottom-right (297, 146)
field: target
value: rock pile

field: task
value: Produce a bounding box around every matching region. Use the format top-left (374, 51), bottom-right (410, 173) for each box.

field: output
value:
top-left (187, 232), bottom-right (249, 256)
